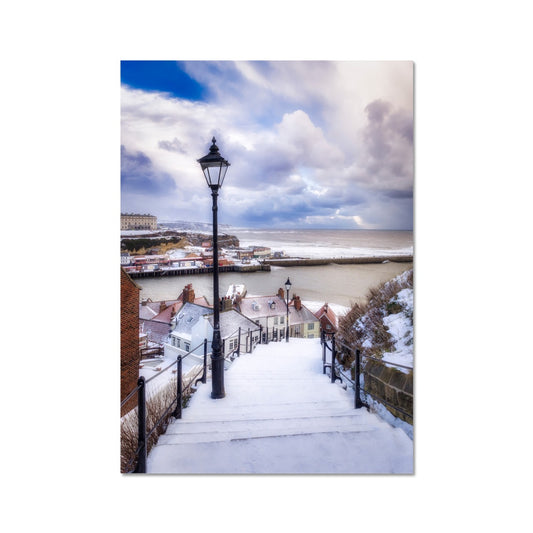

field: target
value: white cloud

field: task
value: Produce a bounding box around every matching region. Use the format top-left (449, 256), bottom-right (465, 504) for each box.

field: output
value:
top-left (121, 61), bottom-right (413, 229)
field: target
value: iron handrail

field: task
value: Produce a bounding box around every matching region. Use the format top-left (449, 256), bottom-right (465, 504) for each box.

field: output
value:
top-left (121, 383), bottom-right (142, 408)
top-left (146, 361), bottom-right (206, 443)
top-left (144, 338), bottom-right (209, 385)
top-left (335, 337), bottom-right (413, 372)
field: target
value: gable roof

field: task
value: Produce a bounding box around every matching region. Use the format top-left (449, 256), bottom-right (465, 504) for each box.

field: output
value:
top-left (239, 295), bottom-right (288, 319)
top-left (289, 302), bottom-right (319, 325)
top-left (314, 303), bottom-right (338, 329)
top-left (207, 309), bottom-right (259, 339)
top-left (140, 319), bottom-right (171, 345)
top-left (171, 302), bottom-right (212, 338)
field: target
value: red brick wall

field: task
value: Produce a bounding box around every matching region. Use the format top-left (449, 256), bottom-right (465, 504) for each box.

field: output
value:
top-left (121, 268), bottom-right (141, 416)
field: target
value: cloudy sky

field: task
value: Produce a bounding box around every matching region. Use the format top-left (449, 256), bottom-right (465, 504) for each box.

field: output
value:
top-left (121, 61), bottom-right (413, 230)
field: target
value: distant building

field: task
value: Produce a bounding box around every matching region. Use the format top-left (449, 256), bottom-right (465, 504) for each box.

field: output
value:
top-left (252, 246), bottom-right (271, 258)
top-left (120, 252), bottom-right (131, 265)
top-left (121, 213), bottom-right (157, 230)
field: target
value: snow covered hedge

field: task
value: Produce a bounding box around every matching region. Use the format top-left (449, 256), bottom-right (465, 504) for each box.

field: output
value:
top-left (337, 269), bottom-right (413, 368)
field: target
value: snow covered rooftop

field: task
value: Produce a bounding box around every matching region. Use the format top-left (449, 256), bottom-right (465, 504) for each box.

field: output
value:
top-left (239, 295), bottom-right (287, 318)
top-left (171, 302), bottom-right (212, 336)
top-left (207, 309), bottom-right (259, 338)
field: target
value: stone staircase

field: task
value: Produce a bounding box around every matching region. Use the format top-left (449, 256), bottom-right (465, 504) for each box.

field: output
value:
top-left (147, 339), bottom-right (413, 474)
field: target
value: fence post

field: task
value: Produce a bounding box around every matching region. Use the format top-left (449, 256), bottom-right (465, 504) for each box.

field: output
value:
top-left (202, 339), bottom-right (207, 383)
top-left (237, 327), bottom-right (241, 357)
top-left (355, 349), bottom-right (363, 408)
top-left (136, 376), bottom-right (147, 473)
top-left (259, 325), bottom-right (263, 344)
top-left (330, 335), bottom-right (336, 383)
top-left (322, 331), bottom-right (326, 374)
top-left (173, 356), bottom-right (183, 419)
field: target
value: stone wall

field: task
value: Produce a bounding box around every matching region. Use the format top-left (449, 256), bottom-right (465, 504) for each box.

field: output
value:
top-left (363, 360), bottom-right (413, 423)
top-left (266, 256), bottom-right (413, 267)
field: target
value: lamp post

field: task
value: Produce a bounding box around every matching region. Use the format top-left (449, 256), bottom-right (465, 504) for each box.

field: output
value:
top-left (198, 137), bottom-right (230, 399)
top-left (285, 277), bottom-right (291, 342)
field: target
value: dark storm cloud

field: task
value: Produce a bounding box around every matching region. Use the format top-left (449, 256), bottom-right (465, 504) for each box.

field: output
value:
top-left (121, 145), bottom-right (177, 194)
top-left (358, 99), bottom-right (413, 195)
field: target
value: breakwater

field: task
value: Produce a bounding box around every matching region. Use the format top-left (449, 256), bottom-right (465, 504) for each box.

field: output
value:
top-left (264, 255), bottom-right (413, 267)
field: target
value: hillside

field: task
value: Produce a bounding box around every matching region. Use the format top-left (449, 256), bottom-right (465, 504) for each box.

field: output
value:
top-left (337, 269), bottom-right (414, 370)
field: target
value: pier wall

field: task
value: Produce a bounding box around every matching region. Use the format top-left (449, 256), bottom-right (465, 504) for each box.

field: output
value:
top-left (264, 255), bottom-right (413, 267)
top-left (127, 263), bottom-right (271, 279)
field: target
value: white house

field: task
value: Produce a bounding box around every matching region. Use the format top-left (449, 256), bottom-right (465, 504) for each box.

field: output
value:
top-left (206, 309), bottom-right (261, 356)
top-left (238, 294), bottom-right (289, 342)
top-left (164, 303), bottom-right (260, 368)
top-left (165, 303), bottom-right (213, 372)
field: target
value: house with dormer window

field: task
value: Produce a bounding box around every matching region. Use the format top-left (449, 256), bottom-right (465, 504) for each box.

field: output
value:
top-left (238, 292), bottom-right (289, 342)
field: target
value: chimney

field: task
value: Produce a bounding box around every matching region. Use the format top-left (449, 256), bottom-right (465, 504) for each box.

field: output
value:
top-left (277, 288), bottom-right (285, 299)
top-left (182, 283), bottom-right (195, 303)
top-left (222, 297), bottom-right (233, 312)
top-left (294, 295), bottom-right (302, 311)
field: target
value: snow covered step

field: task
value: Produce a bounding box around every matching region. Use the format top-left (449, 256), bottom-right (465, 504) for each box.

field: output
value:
top-left (179, 401), bottom-right (362, 422)
top-left (157, 424), bottom-right (379, 446)
top-left (158, 414), bottom-right (379, 445)
top-left (148, 427), bottom-right (413, 474)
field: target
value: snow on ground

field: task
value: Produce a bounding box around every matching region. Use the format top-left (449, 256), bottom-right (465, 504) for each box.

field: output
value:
top-left (139, 351), bottom-right (204, 399)
top-left (147, 338), bottom-right (413, 474)
top-left (381, 287), bottom-right (413, 371)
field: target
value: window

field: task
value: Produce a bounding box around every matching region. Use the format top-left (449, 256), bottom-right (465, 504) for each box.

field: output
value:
top-left (274, 317), bottom-right (278, 325)
top-left (185, 342), bottom-right (190, 352)
top-left (307, 323), bottom-right (314, 330)
top-left (280, 316), bottom-right (284, 324)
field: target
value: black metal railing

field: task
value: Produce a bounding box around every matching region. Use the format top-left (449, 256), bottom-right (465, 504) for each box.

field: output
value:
top-left (121, 325), bottom-right (263, 474)
top-left (320, 331), bottom-right (413, 420)
top-left (121, 338), bottom-right (209, 474)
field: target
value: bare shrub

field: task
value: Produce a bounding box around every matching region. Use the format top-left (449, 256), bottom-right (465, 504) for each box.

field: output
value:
top-left (120, 376), bottom-right (178, 473)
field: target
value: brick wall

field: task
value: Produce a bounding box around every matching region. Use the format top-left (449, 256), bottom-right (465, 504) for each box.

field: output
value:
top-left (121, 268), bottom-right (141, 416)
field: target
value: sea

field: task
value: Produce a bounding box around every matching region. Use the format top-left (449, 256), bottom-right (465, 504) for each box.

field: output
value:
top-left (133, 229), bottom-right (413, 311)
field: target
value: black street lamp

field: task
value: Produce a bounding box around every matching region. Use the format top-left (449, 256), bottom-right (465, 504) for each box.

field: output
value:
top-left (285, 277), bottom-right (292, 342)
top-left (198, 137), bottom-right (230, 399)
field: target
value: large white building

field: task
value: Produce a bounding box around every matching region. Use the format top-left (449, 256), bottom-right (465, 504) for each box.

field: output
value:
top-left (121, 213), bottom-right (157, 230)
